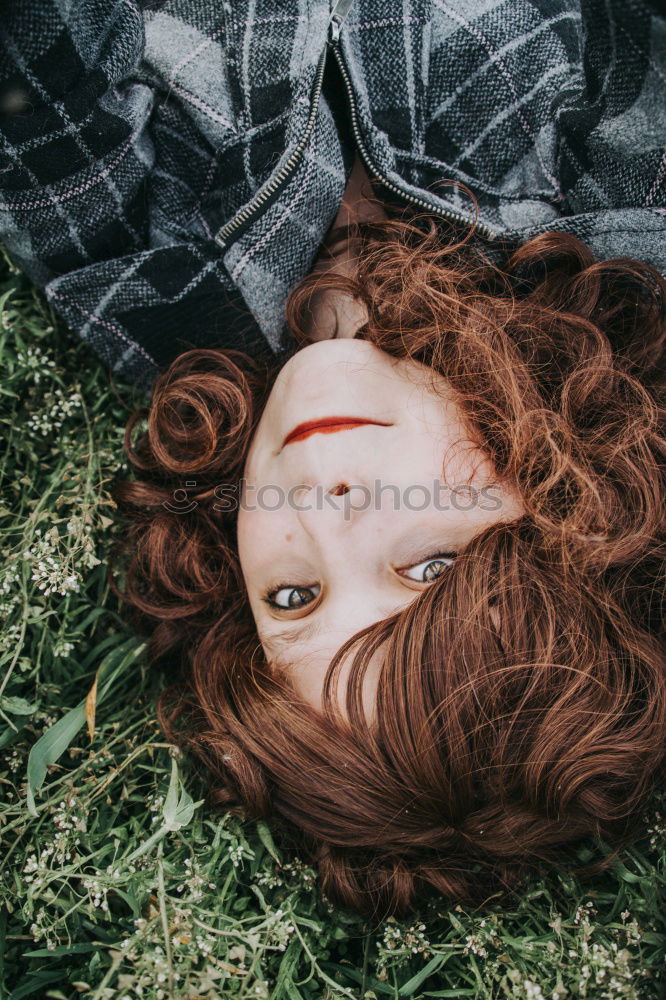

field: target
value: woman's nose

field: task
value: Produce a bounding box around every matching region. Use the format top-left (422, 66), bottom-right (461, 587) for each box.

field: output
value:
top-left (329, 482), bottom-right (350, 496)
top-left (294, 479), bottom-right (367, 535)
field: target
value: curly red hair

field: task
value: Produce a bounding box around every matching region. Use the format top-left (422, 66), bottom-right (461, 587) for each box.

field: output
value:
top-left (111, 216), bottom-right (666, 920)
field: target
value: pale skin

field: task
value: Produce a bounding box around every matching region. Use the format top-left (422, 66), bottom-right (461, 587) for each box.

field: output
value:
top-left (236, 157), bottom-right (525, 721)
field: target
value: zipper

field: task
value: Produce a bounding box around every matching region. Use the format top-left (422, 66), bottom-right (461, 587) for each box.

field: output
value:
top-left (215, 0), bottom-right (498, 251)
top-left (214, 43), bottom-right (328, 250)
top-left (328, 24), bottom-right (498, 240)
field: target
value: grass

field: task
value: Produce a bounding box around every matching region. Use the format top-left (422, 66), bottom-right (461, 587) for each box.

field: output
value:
top-left (0, 246), bottom-right (664, 1000)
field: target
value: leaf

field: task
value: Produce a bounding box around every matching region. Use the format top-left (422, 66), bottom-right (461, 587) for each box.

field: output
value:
top-left (25, 638), bottom-right (145, 816)
top-left (0, 696), bottom-right (37, 716)
top-left (447, 911), bottom-right (465, 933)
top-left (324, 966), bottom-right (394, 996)
top-left (422, 992), bottom-right (476, 998)
top-left (612, 862), bottom-right (641, 884)
top-left (84, 671), bottom-right (98, 743)
top-left (398, 955), bottom-right (447, 996)
top-left (123, 756), bottom-right (203, 864)
top-left (162, 755), bottom-right (180, 827)
top-left (256, 819), bottom-right (281, 863)
top-left (271, 938), bottom-right (302, 1000)
top-left (8, 970), bottom-right (65, 1000)
top-left (78, 632), bottom-right (131, 672)
top-left (0, 716), bottom-right (31, 750)
top-left (26, 702), bottom-right (88, 816)
top-left (162, 755), bottom-right (202, 831)
top-left (111, 886), bottom-right (141, 918)
top-left (22, 943), bottom-right (97, 958)
top-left (0, 288), bottom-right (15, 315)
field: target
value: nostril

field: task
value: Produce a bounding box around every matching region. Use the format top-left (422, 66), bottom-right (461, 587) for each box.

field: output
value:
top-left (329, 482), bottom-right (350, 496)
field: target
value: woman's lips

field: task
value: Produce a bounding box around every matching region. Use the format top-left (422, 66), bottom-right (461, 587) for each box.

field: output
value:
top-left (282, 416), bottom-right (392, 447)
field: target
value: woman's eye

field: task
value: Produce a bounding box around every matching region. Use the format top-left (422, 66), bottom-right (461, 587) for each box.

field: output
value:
top-left (401, 553), bottom-right (456, 583)
top-left (265, 583), bottom-right (321, 609)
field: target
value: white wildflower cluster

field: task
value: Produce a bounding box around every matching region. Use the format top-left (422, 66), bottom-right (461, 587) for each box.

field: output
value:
top-left (17, 344), bottom-right (57, 383)
top-left (254, 866), bottom-right (284, 890)
top-left (5, 749), bottom-right (23, 773)
top-left (193, 932), bottom-right (216, 958)
top-left (105, 860), bottom-right (148, 882)
top-left (22, 511), bottom-right (101, 599)
top-left (23, 526), bottom-right (80, 597)
top-left (174, 856), bottom-right (215, 901)
top-left (22, 833), bottom-right (77, 901)
top-left (124, 908), bottom-right (241, 999)
top-left (148, 792), bottom-right (165, 825)
top-left (504, 970), bottom-right (569, 1000)
top-left (588, 942), bottom-right (638, 996)
top-left (26, 386), bottom-right (82, 436)
top-left (254, 856), bottom-right (317, 892)
top-left (52, 637), bottom-right (75, 658)
top-left (505, 971), bottom-right (549, 1000)
top-left (33, 709), bottom-right (58, 728)
top-left (22, 851), bottom-right (50, 890)
top-left (574, 899), bottom-right (598, 927)
top-left (0, 559), bottom-right (21, 597)
top-left (381, 915), bottom-right (432, 958)
top-left (569, 900), bottom-right (598, 968)
top-left (564, 902), bottom-right (648, 999)
top-left (617, 909), bottom-right (642, 947)
top-left (127, 915), bottom-right (154, 953)
top-left (227, 840), bottom-right (246, 868)
top-left (227, 837), bottom-right (252, 868)
top-left (166, 907), bottom-right (217, 960)
top-left (265, 907), bottom-right (296, 953)
top-left (65, 513), bottom-right (101, 569)
top-left (0, 619), bottom-right (22, 651)
top-left (463, 932), bottom-right (488, 957)
top-left (81, 875), bottom-right (110, 912)
top-left (0, 562), bottom-right (22, 648)
top-left (49, 795), bottom-right (86, 863)
top-left (27, 905), bottom-right (58, 952)
top-left (53, 795), bottom-right (86, 833)
top-left (121, 940), bottom-right (180, 999)
top-left (460, 917), bottom-right (502, 958)
top-left (645, 809), bottom-right (665, 851)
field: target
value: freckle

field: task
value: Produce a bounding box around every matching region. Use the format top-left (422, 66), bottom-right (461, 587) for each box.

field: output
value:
top-left (284, 533), bottom-right (292, 542)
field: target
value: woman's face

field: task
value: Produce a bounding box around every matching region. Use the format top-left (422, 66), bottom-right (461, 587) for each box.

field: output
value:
top-left (237, 337), bottom-right (525, 721)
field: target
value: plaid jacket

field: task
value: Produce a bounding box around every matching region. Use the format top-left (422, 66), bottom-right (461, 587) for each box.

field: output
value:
top-left (1, 0), bottom-right (664, 394)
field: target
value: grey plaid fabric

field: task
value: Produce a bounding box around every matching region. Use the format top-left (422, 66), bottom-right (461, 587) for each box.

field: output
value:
top-left (1, 0), bottom-right (664, 394)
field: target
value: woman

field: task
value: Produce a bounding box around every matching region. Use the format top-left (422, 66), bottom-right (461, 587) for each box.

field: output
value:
top-left (2, 0), bottom-right (665, 918)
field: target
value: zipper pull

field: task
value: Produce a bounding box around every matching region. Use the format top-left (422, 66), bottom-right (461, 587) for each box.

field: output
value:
top-left (329, 0), bottom-right (355, 43)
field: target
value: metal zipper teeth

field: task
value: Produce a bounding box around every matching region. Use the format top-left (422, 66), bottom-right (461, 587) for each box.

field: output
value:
top-left (214, 46), bottom-right (328, 250)
top-left (329, 40), bottom-right (499, 241)
top-left (215, 15), bottom-right (499, 251)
